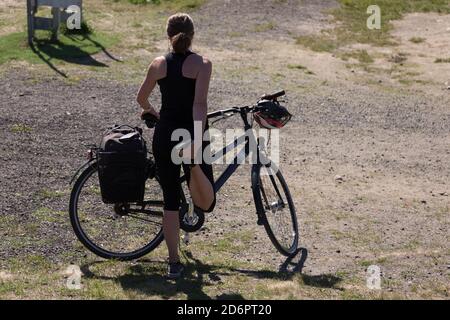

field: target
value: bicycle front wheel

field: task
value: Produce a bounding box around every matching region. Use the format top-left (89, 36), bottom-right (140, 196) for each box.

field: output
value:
top-left (252, 163), bottom-right (299, 256)
top-left (69, 161), bottom-right (164, 261)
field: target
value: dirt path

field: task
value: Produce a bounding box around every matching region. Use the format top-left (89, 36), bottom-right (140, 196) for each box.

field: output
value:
top-left (0, 0), bottom-right (449, 299)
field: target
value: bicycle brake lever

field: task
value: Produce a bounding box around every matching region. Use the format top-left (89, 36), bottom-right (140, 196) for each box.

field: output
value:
top-left (211, 112), bottom-right (236, 126)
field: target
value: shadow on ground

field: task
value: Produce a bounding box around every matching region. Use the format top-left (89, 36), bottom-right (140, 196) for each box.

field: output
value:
top-left (30, 34), bottom-right (120, 78)
top-left (80, 247), bottom-right (342, 299)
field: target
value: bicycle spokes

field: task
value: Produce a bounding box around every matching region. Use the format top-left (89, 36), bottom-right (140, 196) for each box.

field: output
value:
top-left (70, 167), bottom-right (164, 258)
top-left (259, 166), bottom-right (296, 251)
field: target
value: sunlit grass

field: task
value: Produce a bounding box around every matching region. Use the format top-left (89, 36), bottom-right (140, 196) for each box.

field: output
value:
top-left (295, 0), bottom-right (450, 52)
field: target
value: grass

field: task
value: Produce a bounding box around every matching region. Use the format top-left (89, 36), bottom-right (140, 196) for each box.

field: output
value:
top-left (295, 35), bottom-right (338, 53)
top-left (10, 124), bottom-right (32, 133)
top-left (409, 37), bottom-right (426, 44)
top-left (253, 22), bottom-right (276, 32)
top-left (0, 0), bottom-right (209, 81)
top-left (359, 257), bottom-right (388, 267)
top-left (287, 64), bottom-right (315, 75)
top-left (340, 49), bottom-right (374, 63)
top-left (435, 57), bottom-right (450, 63)
top-left (0, 255), bottom-right (347, 299)
top-left (0, 223), bottom-right (363, 299)
top-left (0, 233), bottom-right (445, 299)
top-left (123, 0), bottom-right (206, 10)
top-left (295, 0), bottom-right (450, 52)
top-left (0, 30), bottom-right (118, 65)
top-left (32, 207), bottom-right (66, 223)
top-left (36, 188), bottom-right (68, 200)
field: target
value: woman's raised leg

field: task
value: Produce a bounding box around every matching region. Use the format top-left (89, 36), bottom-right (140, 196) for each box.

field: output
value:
top-left (187, 165), bottom-right (215, 212)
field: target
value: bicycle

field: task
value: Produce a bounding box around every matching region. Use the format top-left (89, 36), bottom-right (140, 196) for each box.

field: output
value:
top-left (69, 90), bottom-right (299, 260)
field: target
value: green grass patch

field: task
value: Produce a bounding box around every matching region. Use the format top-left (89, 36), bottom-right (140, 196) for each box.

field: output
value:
top-left (340, 49), bottom-right (374, 63)
top-left (10, 124), bottom-right (32, 133)
top-left (296, 0), bottom-right (450, 52)
top-left (287, 64), bottom-right (315, 75)
top-left (8, 255), bottom-right (53, 273)
top-left (253, 22), bottom-right (276, 32)
top-left (124, 0), bottom-right (205, 10)
top-left (295, 35), bottom-right (338, 53)
top-left (287, 64), bottom-right (306, 70)
top-left (409, 37), bottom-right (426, 43)
top-left (32, 207), bottom-right (66, 223)
top-left (36, 188), bottom-right (68, 200)
top-left (0, 29), bottom-right (118, 65)
top-left (435, 57), bottom-right (450, 63)
top-left (356, 257), bottom-right (389, 268)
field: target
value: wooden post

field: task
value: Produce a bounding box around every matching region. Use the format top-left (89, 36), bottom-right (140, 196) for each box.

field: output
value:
top-left (51, 7), bottom-right (60, 42)
top-left (27, 0), bottom-right (36, 45)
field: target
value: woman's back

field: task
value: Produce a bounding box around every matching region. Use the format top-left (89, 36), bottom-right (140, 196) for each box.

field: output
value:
top-left (158, 51), bottom-right (196, 125)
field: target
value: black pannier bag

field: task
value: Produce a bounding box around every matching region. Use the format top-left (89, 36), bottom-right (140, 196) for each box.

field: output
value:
top-left (97, 125), bottom-right (147, 204)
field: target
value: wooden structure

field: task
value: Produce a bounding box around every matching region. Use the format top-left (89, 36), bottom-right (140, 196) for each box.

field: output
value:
top-left (26, 0), bottom-right (83, 44)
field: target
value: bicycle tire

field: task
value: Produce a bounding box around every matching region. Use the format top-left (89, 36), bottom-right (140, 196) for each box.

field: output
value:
top-left (69, 162), bottom-right (164, 261)
top-left (252, 163), bottom-right (299, 256)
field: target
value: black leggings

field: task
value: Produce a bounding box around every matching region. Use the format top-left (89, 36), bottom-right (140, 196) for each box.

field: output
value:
top-left (152, 122), bottom-right (216, 212)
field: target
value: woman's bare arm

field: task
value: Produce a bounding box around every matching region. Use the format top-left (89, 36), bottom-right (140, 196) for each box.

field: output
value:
top-left (193, 57), bottom-right (212, 133)
top-left (191, 57), bottom-right (212, 159)
top-left (136, 57), bottom-right (165, 118)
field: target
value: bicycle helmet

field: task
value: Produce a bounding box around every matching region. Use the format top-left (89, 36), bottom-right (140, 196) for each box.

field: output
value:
top-left (254, 100), bottom-right (292, 129)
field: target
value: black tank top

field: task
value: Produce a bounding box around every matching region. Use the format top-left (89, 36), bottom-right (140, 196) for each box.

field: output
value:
top-left (157, 51), bottom-right (196, 126)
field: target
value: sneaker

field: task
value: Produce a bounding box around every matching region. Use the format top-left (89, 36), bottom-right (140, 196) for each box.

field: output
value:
top-left (167, 262), bottom-right (184, 279)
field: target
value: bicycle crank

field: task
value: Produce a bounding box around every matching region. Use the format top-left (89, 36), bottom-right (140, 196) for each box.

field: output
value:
top-left (179, 199), bottom-right (205, 233)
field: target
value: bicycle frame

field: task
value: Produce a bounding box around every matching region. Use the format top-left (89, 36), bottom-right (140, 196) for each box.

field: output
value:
top-left (70, 105), bottom-right (271, 212)
top-left (180, 106), bottom-right (269, 193)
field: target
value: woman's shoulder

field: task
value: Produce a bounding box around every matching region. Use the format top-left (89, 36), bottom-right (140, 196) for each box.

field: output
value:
top-left (152, 55), bottom-right (167, 66)
top-left (147, 56), bottom-right (167, 80)
top-left (188, 52), bottom-right (212, 67)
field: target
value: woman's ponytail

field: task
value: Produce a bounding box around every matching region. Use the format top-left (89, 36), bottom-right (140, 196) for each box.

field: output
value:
top-left (167, 13), bottom-right (195, 54)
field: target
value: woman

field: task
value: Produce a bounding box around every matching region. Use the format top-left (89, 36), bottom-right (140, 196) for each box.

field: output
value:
top-left (137, 13), bottom-right (216, 279)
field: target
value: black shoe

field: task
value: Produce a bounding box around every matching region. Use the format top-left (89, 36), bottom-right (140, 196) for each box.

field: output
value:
top-left (167, 262), bottom-right (184, 279)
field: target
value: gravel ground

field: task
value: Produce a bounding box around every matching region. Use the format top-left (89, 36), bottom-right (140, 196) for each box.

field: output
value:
top-left (0, 0), bottom-right (449, 298)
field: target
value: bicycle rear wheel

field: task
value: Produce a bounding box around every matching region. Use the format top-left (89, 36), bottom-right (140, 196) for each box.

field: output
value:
top-left (252, 163), bottom-right (298, 256)
top-left (69, 161), bottom-right (164, 261)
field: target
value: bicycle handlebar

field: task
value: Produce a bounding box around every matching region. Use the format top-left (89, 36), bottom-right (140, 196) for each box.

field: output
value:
top-left (207, 107), bottom-right (241, 119)
top-left (142, 89), bottom-right (286, 127)
top-left (260, 90), bottom-right (285, 101)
